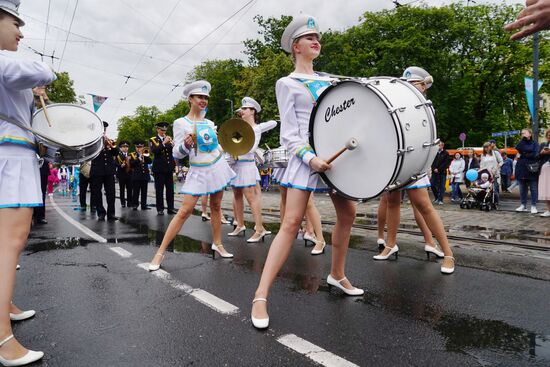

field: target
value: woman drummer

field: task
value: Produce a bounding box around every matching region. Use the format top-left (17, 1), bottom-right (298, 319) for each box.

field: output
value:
top-left (148, 80), bottom-right (236, 271)
top-left (227, 97), bottom-right (277, 242)
top-left (0, 1), bottom-right (56, 365)
top-left (373, 67), bottom-right (455, 274)
top-left (250, 15), bottom-right (364, 330)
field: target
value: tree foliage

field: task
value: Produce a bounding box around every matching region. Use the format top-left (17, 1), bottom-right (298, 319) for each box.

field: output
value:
top-left (47, 71), bottom-right (77, 103)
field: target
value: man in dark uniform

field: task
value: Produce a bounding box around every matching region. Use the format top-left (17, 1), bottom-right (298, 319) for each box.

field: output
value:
top-left (129, 140), bottom-right (152, 211)
top-left (33, 158), bottom-right (50, 224)
top-left (90, 121), bottom-right (118, 221)
top-left (150, 122), bottom-right (176, 215)
top-left (116, 140), bottom-right (132, 207)
top-left (79, 162), bottom-right (91, 211)
top-left (430, 140), bottom-right (451, 205)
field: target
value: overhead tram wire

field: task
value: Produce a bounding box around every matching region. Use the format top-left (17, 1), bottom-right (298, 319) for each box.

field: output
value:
top-left (42, 0), bottom-right (51, 56)
top-left (21, 13), bottom-right (195, 70)
top-left (57, 0), bottom-right (80, 72)
top-left (123, 0), bottom-right (256, 101)
top-left (51, 0), bottom-right (71, 63)
top-left (24, 38), bottom-right (242, 46)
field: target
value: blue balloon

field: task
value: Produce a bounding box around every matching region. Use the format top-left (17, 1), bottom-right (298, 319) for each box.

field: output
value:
top-left (466, 169), bottom-right (478, 182)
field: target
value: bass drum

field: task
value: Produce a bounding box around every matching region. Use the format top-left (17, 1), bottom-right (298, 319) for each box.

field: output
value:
top-left (309, 77), bottom-right (438, 201)
top-left (32, 104), bottom-right (104, 164)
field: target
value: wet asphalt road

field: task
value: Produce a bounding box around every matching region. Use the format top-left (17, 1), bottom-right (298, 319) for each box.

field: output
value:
top-left (13, 195), bottom-right (550, 366)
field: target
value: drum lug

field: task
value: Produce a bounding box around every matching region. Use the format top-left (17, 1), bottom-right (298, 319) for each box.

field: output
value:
top-left (390, 78), bottom-right (399, 83)
top-left (386, 182), bottom-right (401, 191)
top-left (397, 146), bottom-right (414, 156)
top-left (422, 138), bottom-right (441, 148)
top-left (364, 79), bottom-right (380, 86)
top-left (388, 107), bottom-right (406, 114)
top-left (415, 101), bottom-right (434, 109)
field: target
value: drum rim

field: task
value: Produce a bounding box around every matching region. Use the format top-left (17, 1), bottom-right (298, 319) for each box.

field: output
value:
top-left (308, 79), bottom-right (403, 201)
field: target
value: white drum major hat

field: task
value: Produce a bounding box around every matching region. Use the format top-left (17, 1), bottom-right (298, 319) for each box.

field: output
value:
top-left (0, 0), bottom-right (25, 26)
top-left (402, 66), bottom-right (433, 89)
top-left (280, 14), bottom-right (321, 53)
top-left (240, 97), bottom-right (261, 113)
top-left (182, 80), bottom-right (211, 99)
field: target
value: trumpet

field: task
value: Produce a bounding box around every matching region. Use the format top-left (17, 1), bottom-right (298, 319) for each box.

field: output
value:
top-left (163, 135), bottom-right (173, 145)
top-left (143, 148), bottom-right (150, 158)
top-left (104, 136), bottom-right (117, 149)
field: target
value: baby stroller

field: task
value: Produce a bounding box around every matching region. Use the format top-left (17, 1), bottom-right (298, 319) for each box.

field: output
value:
top-left (460, 169), bottom-right (497, 211)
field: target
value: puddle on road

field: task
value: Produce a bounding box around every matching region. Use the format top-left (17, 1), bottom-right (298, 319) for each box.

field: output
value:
top-left (25, 237), bottom-right (89, 253)
top-left (357, 291), bottom-right (550, 364)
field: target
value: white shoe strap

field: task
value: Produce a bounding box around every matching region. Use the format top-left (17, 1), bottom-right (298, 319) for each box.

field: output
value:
top-left (0, 334), bottom-right (14, 347)
top-left (336, 276), bottom-right (348, 284)
top-left (252, 298), bottom-right (267, 303)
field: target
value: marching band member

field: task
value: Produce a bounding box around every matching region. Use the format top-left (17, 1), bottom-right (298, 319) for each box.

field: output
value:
top-left (250, 15), bottom-right (364, 330)
top-left (150, 122), bottom-right (176, 215)
top-left (373, 67), bottom-right (455, 274)
top-left (0, 0), bottom-right (56, 364)
top-left (148, 80), bottom-right (236, 271)
top-left (89, 121), bottom-right (118, 221)
top-left (228, 97), bottom-right (277, 242)
top-left (129, 140), bottom-right (152, 211)
top-left (115, 140), bottom-right (132, 208)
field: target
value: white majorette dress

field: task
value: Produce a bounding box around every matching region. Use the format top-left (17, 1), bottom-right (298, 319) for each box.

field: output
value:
top-left (230, 121), bottom-right (277, 188)
top-left (0, 56), bottom-right (56, 208)
top-left (276, 72), bottom-right (335, 192)
top-left (173, 116), bottom-right (236, 196)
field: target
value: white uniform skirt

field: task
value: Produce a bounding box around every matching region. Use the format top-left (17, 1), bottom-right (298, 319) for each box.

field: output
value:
top-left (406, 175), bottom-right (431, 190)
top-left (230, 161), bottom-right (259, 188)
top-left (279, 155), bottom-right (328, 192)
top-left (0, 144), bottom-right (42, 208)
top-left (180, 156), bottom-right (236, 197)
top-left (271, 167), bottom-right (285, 184)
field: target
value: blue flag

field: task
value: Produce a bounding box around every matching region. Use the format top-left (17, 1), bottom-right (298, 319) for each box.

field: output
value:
top-left (524, 77), bottom-right (543, 122)
top-left (89, 94), bottom-right (108, 112)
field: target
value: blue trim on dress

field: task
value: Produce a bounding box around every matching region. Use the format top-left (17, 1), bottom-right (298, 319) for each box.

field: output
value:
top-left (180, 176), bottom-right (237, 197)
top-left (279, 181), bottom-right (329, 193)
top-left (230, 181), bottom-right (259, 188)
top-left (407, 184), bottom-right (431, 190)
top-left (0, 139), bottom-right (36, 150)
top-left (0, 203), bottom-right (43, 209)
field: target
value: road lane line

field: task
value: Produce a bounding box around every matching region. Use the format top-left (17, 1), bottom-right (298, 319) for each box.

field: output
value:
top-left (109, 247), bottom-right (133, 258)
top-left (277, 334), bottom-right (359, 367)
top-left (137, 263), bottom-right (193, 292)
top-left (189, 289), bottom-right (239, 315)
top-left (49, 196), bottom-right (108, 243)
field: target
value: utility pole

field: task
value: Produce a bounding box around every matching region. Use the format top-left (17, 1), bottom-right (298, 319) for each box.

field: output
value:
top-left (533, 32), bottom-right (540, 140)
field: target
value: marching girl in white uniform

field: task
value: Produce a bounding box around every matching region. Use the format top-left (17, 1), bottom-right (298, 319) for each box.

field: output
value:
top-left (250, 15), bottom-right (364, 330)
top-left (0, 1), bottom-right (56, 365)
top-left (227, 97), bottom-right (277, 242)
top-left (148, 80), bottom-right (236, 271)
top-left (373, 67), bottom-right (455, 274)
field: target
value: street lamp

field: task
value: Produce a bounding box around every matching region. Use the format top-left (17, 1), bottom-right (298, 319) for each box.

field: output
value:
top-left (225, 99), bottom-right (233, 118)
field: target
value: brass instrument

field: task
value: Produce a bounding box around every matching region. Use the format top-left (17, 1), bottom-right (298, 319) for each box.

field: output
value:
top-left (218, 118), bottom-right (255, 157)
top-left (163, 135), bottom-right (173, 145)
top-left (143, 148), bottom-right (150, 158)
top-left (104, 136), bottom-right (117, 150)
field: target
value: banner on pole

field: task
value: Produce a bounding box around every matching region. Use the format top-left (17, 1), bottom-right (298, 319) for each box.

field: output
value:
top-left (524, 77), bottom-right (543, 121)
top-left (89, 94), bottom-right (108, 112)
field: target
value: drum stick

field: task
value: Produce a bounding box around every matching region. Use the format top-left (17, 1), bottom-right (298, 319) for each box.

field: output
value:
top-left (326, 138), bottom-right (358, 164)
top-left (39, 96), bottom-right (52, 128)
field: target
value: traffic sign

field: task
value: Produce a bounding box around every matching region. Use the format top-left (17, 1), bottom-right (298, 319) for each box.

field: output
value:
top-left (459, 132), bottom-right (466, 142)
top-left (491, 130), bottom-right (520, 137)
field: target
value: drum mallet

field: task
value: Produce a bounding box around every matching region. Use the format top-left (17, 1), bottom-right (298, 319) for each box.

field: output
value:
top-left (326, 138), bottom-right (358, 164)
top-left (39, 96), bottom-right (53, 128)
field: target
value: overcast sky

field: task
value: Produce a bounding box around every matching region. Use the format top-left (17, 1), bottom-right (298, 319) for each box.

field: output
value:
top-left (4, 0), bottom-right (525, 136)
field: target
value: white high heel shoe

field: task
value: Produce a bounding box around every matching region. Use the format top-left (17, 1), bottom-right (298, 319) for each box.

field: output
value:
top-left (247, 230), bottom-right (269, 243)
top-left (310, 240), bottom-right (326, 255)
top-left (441, 256), bottom-right (455, 274)
top-left (221, 216), bottom-right (232, 225)
top-left (148, 253), bottom-right (165, 272)
top-left (211, 244), bottom-right (233, 259)
top-left (0, 335), bottom-right (43, 366)
top-left (326, 274), bottom-right (364, 296)
top-left (373, 245), bottom-right (399, 260)
top-left (15, 265), bottom-right (20, 271)
top-left (228, 226), bottom-right (246, 237)
top-left (9, 310), bottom-right (35, 322)
top-left (303, 232), bottom-right (316, 247)
top-left (251, 298), bottom-right (269, 329)
top-left (424, 244), bottom-right (444, 259)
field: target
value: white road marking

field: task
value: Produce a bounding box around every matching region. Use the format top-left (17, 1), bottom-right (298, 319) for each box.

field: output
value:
top-left (109, 247), bottom-right (133, 258)
top-left (189, 289), bottom-right (239, 315)
top-left (277, 334), bottom-right (359, 367)
top-left (49, 196), bottom-right (107, 243)
top-left (137, 263), bottom-right (194, 292)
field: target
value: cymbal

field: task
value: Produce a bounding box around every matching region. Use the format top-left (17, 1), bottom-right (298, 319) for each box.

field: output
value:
top-left (218, 118), bottom-right (255, 156)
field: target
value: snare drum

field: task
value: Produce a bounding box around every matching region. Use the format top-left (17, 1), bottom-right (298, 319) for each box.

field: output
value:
top-left (309, 77), bottom-right (438, 201)
top-left (263, 147), bottom-right (289, 168)
top-left (32, 104), bottom-right (104, 164)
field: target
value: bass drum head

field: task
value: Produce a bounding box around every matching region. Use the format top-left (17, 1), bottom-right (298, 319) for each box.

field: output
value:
top-left (32, 104), bottom-right (104, 147)
top-left (310, 80), bottom-right (400, 200)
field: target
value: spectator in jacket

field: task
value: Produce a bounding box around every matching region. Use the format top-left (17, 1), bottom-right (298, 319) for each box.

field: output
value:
top-left (463, 148), bottom-right (480, 187)
top-left (515, 128), bottom-right (540, 214)
top-left (500, 152), bottom-right (514, 192)
top-left (449, 152), bottom-right (465, 202)
top-left (430, 140), bottom-right (450, 204)
top-left (538, 129), bottom-right (550, 217)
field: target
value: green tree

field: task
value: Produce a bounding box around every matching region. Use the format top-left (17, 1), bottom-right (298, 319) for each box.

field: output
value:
top-left (117, 106), bottom-right (161, 146)
top-left (47, 71), bottom-right (77, 103)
